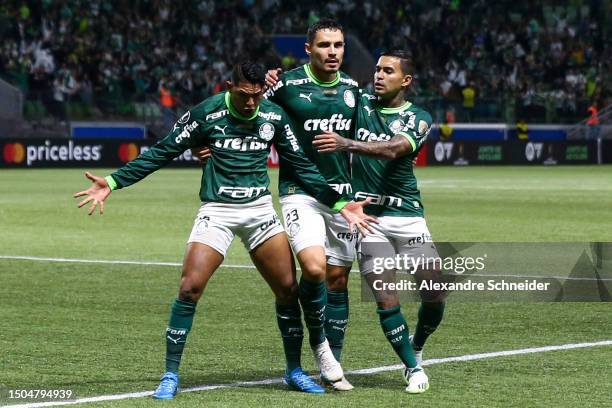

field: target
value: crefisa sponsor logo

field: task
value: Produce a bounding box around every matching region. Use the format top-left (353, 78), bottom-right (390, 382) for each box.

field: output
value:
top-left (3, 140), bottom-right (102, 166)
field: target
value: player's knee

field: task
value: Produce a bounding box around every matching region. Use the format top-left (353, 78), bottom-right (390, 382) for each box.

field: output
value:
top-left (299, 258), bottom-right (326, 281)
top-left (178, 277), bottom-right (204, 303)
top-left (378, 299), bottom-right (400, 310)
top-left (326, 272), bottom-right (348, 291)
top-left (275, 281), bottom-right (299, 304)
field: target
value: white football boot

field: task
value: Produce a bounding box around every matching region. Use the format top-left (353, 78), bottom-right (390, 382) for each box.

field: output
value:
top-left (323, 375), bottom-right (354, 391)
top-left (312, 339), bottom-right (344, 382)
top-left (403, 367), bottom-right (429, 394)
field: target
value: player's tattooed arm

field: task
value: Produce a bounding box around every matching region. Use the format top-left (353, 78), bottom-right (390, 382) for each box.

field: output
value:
top-left (313, 131), bottom-right (413, 160)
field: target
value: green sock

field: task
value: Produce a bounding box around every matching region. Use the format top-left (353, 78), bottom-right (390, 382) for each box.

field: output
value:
top-left (165, 298), bottom-right (196, 374)
top-left (276, 302), bottom-right (304, 372)
top-left (325, 289), bottom-right (349, 361)
top-left (378, 306), bottom-right (419, 369)
top-left (298, 277), bottom-right (327, 347)
top-left (412, 301), bottom-right (445, 349)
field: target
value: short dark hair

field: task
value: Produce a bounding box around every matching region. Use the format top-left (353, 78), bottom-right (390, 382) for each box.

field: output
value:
top-left (307, 18), bottom-right (344, 44)
top-left (380, 50), bottom-right (413, 76)
top-left (231, 61), bottom-right (266, 86)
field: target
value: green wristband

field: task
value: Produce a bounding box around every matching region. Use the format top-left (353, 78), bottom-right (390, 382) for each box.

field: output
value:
top-left (331, 198), bottom-right (349, 213)
top-left (105, 176), bottom-right (118, 191)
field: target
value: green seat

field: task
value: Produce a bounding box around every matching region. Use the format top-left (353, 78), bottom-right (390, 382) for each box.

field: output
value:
top-left (24, 101), bottom-right (36, 120)
top-left (68, 102), bottom-right (83, 118)
top-left (134, 103), bottom-right (145, 118)
top-left (149, 103), bottom-right (162, 117)
top-left (542, 5), bottom-right (554, 27)
top-left (29, 100), bottom-right (47, 120)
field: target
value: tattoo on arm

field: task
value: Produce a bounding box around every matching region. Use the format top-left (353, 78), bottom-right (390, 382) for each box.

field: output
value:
top-left (345, 135), bottom-right (414, 160)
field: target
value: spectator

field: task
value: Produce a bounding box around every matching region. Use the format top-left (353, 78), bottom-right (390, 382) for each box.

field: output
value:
top-left (462, 82), bottom-right (476, 122)
top-left (586, 102), bottom-right (600, 139)
top-left (281, 51), bottom-right (296, 71)
top-left (0, 0), bottom-right (608, 125)
top-left (159, 75), bottom-right (177, 131)
top-left (516, 119), bottom-right (529, 140)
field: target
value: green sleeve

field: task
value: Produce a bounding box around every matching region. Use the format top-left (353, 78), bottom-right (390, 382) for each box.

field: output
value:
top-left (397, 111), bottom-right (433, 155)
top-left (274, 114), bottom-right (342, 209)
top-left (348, 88), bottom-right (360, 135)
top-left (110, 111), bottom-right (204, 189)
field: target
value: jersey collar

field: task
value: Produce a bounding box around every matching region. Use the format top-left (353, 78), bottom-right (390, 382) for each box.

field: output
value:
top-left (376, 100), bottom-right (412, 114)
top-left (225, 91), bottom-right (259, 121)
top-left (304, 64), bottom-right (340, 87)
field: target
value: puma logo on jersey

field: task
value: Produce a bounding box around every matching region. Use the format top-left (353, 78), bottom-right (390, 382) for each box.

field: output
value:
top-left (167, 336), bottom-right (180, 344)
top-left (363, 106), bottom-right (375, 116)
top-left (299, 93), bottom-right (312, 102)
top-left (214, 125), bottom-right (227, 135)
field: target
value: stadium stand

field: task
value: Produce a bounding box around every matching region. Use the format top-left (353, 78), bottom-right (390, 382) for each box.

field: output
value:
top-left (0, 0), bottom-right (609, 128)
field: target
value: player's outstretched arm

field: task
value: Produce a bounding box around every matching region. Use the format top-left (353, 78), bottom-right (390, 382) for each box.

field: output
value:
top-left (73, 172), bottom-right (111, 216)
top-left (339, 198), bottom-right (378, 237)
top-left (313, 131), bottom-right (413, 160)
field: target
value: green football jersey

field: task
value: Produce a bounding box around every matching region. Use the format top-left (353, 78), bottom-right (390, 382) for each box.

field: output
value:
top-left (110, 92), bottom-right (341, 206)
top-left (265, 64), bottom-right (359, 197)
top-left (351, 92), bottom-right (433, 217)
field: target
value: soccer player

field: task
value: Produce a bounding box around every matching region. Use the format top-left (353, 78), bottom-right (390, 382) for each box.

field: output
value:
top-left (313, 50), bottom-right (446, 393)
top-left (263, 19), bottom-right (358, 390)
top-left (73, 61), bottom-right (374, 398)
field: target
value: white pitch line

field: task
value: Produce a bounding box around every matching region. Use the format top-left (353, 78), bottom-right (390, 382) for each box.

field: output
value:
top-left (2, 255), bottom-right (609, 282)
top-left (0, 255), bottom-right (252, 270)
top-left (3, 340), bottom-right (612, 408)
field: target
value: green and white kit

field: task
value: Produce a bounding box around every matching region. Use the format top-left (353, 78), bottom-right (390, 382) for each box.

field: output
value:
top-left (106, 91), bottom-right (346, 255)
top-left (266, 64), bottom-right (359, 265)
top-left (352, 92), bottom-right (439, 273)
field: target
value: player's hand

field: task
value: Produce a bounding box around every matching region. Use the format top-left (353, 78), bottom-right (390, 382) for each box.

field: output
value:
top-left (73, 172), bottom-right (111, 215)
top-left (191, 146), bottom-right (212, 163)
top-left (339, 198), bottom-right (378, 237)
top-left (265, 68), bottom-right (282, 89)
top-left (313, 131), bottom-right (350, 153)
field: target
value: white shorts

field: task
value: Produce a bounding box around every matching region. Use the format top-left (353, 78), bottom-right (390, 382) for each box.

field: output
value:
top-left (280, 194), bottom-right (356, 267)
top-left (358, 216), bottom-right (439, 275)
top-left (187, 195), bottom-right (284, 257)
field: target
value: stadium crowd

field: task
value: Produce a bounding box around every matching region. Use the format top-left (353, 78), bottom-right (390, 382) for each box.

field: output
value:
top-left (0, 0), bottom-right (609, 123)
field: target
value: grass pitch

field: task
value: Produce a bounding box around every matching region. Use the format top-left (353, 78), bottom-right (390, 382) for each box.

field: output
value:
top-left (1, 166), bottom-right (611, 407)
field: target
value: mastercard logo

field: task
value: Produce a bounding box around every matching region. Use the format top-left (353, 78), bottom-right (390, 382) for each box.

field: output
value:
top-left (3, 143), bottom-right (26, 164)
top-left (118, 143), bottom-right (139, 162)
